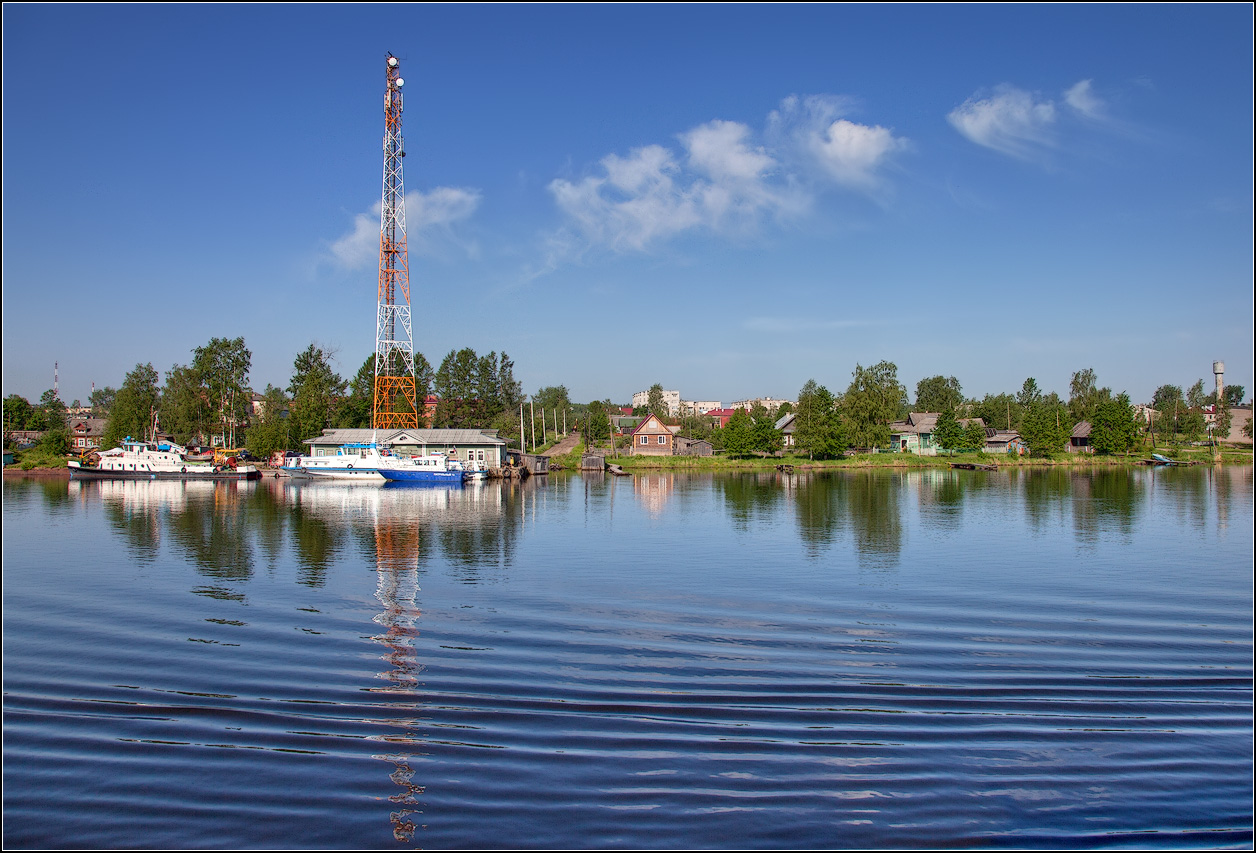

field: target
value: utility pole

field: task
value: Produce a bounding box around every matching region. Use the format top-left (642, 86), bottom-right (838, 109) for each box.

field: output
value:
top-left (373, 53), bottom-right (419, 430)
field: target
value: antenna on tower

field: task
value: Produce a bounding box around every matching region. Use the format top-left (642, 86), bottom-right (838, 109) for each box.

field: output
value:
top-left (54, 362), bottom-right (59, 397)
top-left (372, 52), bottom-right (419, 430)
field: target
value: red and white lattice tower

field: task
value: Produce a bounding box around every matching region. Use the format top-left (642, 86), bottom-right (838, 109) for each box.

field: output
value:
top-left (373, 53), bottom-right (419, 430)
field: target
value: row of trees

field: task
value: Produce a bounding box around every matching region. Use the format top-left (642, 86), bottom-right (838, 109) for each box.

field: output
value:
top-left (594, 364), bottom-right (1248, 460)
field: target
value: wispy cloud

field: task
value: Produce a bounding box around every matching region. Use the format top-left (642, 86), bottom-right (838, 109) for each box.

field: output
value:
top-left (546, 95), bottom-right (907, 262)
top-left (328, 186), bottom-right (481, 269)
top-left (768, 94), bottom-right (909, 194)
top-left (947, 84), bottom-right (1058, 161)
top-left (1063, 79), bottom-right (1105, 120)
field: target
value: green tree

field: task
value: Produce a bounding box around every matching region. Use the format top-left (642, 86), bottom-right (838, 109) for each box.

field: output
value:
top-left (4, 394), bottom-right (34, 433)
top-left (89, 386), bottom-right (117, 417)
top-left (1180, 409), bottom-right (1206, 444)
top-left (961, 420), bottom-right (987, 451)
top-left (1089, 393), bottom-right (1139, 455)
top-left (915, 375), bottom-right (963, 413)
top-left (337, 355), bottom-right (376, 429)
top-left (1223, 385), bottom-right (1245, 407)
top-left (934, 407), bottom-right (963, 453)
top-left (192, 336), bottom-right (252, 447)
top-left (842, 361), bottom-right (908, 449)
top-left (161, 364), bottom-right (210, 446)
top-left (647, 383), bottom-right (670, 420)
top-left (750, 402), bottom-right (782, 454)
top-left (1017, 377), bottom-right (1043, 409)
top-left (434, 348), bottom-right (480, 428)
top-left (793, 380), bottom-right (846, 459)
top-left (1068, 368), bottom-right (1112, 424)
top-left (246, 385), bottom-right (292, 459)
top-left (1020, 399), bottom-right (1070, 457)
top-left (38, 389), bottom-right (67, 432)
top-left (1185, 379), bottom-right (1209, 409)
top-left (288, 344), bottom-right (347, 444)
top-left (1151, 384), bottom-right (1185, 441)
top-left (103, 364), bottom-right (160, 450)
top-left (722, 408), bottom-right (754, 456)
top-left (583, 399), bottom-right (610, 446)
top-left (972, 392), bottom-right (1021, 432)
top-left (1212, 400), bottom-right (1233, 444)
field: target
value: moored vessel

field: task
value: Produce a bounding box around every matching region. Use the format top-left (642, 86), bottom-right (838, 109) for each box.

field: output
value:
top-left (68, 438), bottom-right (261, 481)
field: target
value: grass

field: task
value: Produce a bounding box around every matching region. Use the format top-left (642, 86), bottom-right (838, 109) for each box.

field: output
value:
top-left (577, 443), bottom-right (1253, 471)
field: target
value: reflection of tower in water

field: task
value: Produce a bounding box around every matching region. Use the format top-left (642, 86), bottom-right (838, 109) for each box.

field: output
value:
top-left (370, 517), bottom-right (427, 843)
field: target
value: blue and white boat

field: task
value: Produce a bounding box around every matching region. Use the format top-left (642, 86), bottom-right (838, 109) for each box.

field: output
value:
top-left (379, 452), bottom-right (464, 484)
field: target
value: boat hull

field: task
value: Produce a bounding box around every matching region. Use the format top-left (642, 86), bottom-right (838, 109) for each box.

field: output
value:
top-left (289, 466), bottom-right (385, 481)
top-left (379, 468), bottom-right (463, 484)
top-left (68, 463), bottom-right (260, 481)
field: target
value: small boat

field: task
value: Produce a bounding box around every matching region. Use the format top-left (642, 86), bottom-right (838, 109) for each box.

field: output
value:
top-left (1149, 453), bottom-right (1183, 466)
top-left (68, 437), bottom-right (261, 481)
top-left (379, 452), bottom-right (464, 484)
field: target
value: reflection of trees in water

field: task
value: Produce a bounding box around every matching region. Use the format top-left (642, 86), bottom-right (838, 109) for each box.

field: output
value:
top-left (844, 471), bottom-right (903, 570)
top-left (789, 471), bottom-right (903, 568)
top-left (794, 473), bottom-right (842, 557)
top-left (1020, 468), bottom-right (1073, 531)
top-left (286, 504), bottom-right (340, 588)
top-left (718, 473), bottom-right (783, 531)
top-left (916, 468), bottom-right (969, 531)
top-left (166, 485), bottom-right (254, 581)
top-left (1071, 469), bottom-right (1144, 543)
top-left (97, 486), bottom-right (164, 564)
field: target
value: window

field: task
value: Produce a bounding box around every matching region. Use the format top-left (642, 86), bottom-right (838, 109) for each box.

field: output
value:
top-left (658, 435), bottom-right (666, 444)
top-left (640, 436), bottom-right (648, 445)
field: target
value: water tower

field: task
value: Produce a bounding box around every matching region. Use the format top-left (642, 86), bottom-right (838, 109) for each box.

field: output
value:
top-left (1213, 360), bottom-right (1225, 405)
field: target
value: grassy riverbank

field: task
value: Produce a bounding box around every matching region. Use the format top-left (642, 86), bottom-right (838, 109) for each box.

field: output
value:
top-left (563, 443), bottom-right (1253, 471)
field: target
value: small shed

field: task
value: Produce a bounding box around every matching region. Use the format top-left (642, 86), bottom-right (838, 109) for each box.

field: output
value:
top-left (1069, 421), bottom-right (1093, 453)
top-left (675, 437), bottom-right (714, 457)
top-left (507, 450), bottom-right (549, 474)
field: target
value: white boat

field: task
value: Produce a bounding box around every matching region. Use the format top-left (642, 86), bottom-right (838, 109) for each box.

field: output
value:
top-left (68, 437), bottom-right (261, 481)
top-left (283, 443), bottom-right (390, 481)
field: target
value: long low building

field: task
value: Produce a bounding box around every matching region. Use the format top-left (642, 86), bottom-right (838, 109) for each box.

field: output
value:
top-left (303, 428), bottom-right (509, 469)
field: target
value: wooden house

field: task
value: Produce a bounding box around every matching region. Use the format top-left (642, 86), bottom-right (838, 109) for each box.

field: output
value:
top-left (630, 413), bottom-right (674, 456)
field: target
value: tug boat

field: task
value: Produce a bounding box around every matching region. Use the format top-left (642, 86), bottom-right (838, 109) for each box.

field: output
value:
top-left (68, 438), bottom-right (261, 481)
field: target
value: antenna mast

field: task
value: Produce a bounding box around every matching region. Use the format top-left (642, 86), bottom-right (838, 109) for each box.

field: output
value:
top-left (372, 52), bottom-right (419, 430)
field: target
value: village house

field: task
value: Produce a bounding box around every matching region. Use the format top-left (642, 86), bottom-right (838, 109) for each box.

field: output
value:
top-left (629, 413), bottom-right (674, 456)
top-left (71, 418), bottom-right (108, 453)
top-left (1068, 421), bottom-right (1093, 453)
top-left (775, 412), bottom-right (796, 448)
top-left (888, 413), bottom-right (987, 455)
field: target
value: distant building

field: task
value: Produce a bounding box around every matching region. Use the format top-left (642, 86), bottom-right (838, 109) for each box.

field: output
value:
top-left (632, 389), bottom-right (681, 416)
top-left (731, 397), bottom-right (792, 414)
top-left (1068, 420), bottom-right (1093, 453)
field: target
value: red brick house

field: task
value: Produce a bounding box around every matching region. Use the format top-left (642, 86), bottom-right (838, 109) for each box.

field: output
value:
top-left (630, 413), bottom-right (674, 456)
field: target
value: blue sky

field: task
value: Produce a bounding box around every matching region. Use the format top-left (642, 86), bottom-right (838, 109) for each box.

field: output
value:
top-left (3, 4), bottom-right (1252, 408)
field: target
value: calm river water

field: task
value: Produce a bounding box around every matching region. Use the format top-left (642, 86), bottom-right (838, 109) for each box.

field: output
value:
top-left (3, 467), bottom-right (1252, 849)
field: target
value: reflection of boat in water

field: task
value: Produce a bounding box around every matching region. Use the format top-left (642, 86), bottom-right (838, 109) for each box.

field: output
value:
top-left (68, 437), bottom-right (261, 481)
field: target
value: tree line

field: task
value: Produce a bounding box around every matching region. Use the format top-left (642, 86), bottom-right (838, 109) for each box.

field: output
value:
top-left (574, 363), bottom-right (1249, 459)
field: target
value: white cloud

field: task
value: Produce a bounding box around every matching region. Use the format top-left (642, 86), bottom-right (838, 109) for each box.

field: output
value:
top-left (947, 84), bottom-right (1057, 160)
top-left (547, 98), bottom-right (904, 258)
top-left (768, 94), bottom-right (908, 192)
top-left (1064, 79), bottom-right (1105, 119)
top-left (328, 186), bottom-right (481, 269)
